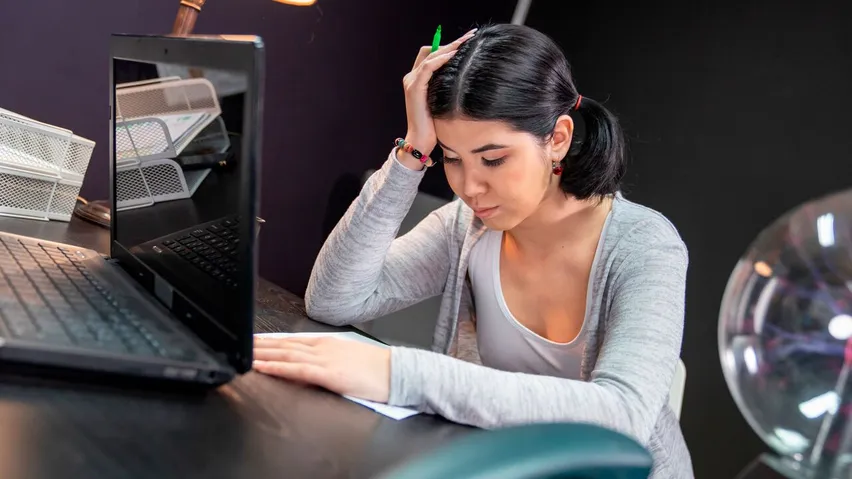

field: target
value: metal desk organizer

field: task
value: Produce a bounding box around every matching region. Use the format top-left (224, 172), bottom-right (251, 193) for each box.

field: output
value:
top-left (114, 76), bottom-right (230, 211)
top-left (0, 108), bottom-right (95, 221)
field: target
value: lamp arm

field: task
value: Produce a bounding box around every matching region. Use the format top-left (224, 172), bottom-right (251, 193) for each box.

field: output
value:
top-left (173, 0), bottom-right (207, 34)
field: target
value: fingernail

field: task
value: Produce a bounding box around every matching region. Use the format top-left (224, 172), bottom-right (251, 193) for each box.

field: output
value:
top-left (253, 360), bottom-right (266, 367)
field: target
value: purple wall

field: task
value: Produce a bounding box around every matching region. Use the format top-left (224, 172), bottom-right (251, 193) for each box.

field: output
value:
top-left (0, 0), bottom-right (515, 294)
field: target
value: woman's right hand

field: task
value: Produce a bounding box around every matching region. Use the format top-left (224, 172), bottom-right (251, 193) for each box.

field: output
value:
top-left (400, 28), bottom-right (477, 169)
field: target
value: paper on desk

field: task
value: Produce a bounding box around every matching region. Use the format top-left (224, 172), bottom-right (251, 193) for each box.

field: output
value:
top-left (254, 331), bottom-right (420, 420)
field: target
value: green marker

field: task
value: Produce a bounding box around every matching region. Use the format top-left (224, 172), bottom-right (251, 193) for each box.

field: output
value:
top-left (431, 25), bottom-right (442, 52)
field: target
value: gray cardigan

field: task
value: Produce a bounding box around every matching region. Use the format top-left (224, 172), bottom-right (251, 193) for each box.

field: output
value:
top-left (305, 151), bottom-right (694, 478)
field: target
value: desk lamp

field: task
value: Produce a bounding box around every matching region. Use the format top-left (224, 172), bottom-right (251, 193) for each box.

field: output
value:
top-left (719, 187), bottom-right (852, 478)
top-left (173, 0), bottom-right (316, 35)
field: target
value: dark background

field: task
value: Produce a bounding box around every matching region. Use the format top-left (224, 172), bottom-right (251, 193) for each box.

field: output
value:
top-left (2, 0), bottom-right (852, 477)
top-left (524, 1), bottom-right (852, 477)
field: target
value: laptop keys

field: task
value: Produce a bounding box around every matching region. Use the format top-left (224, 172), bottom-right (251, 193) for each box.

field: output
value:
top-left (159, 219), bottom-right (240, 289)
top-left (0, 235), bottom-right (198, 362)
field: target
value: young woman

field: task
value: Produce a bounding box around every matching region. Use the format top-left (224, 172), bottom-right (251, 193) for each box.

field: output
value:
top-left (253, 24), bottom-right (693, 478)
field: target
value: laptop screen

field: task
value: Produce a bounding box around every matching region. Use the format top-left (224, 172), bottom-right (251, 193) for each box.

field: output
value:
top-left (111, 39), bottom-right (260, 371)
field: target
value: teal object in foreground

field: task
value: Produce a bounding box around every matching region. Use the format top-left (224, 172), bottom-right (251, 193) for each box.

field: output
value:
top-left (378, 423), bottom-right (653, 479)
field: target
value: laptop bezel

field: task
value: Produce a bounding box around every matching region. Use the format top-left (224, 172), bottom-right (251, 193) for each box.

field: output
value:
top-left (108, 34), bottom-right (264, 374)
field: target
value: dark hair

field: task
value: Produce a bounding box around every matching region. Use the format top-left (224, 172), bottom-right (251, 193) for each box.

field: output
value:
top-left (427, 24), bottom-right (626, 200)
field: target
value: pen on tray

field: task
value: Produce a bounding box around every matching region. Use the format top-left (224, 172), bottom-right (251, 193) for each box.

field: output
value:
top-left (431, 25), bottom-right (442, 53)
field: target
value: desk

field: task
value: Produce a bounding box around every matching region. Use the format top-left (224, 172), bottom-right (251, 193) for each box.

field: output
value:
top-left (0, 216), bottom-right (474, 479)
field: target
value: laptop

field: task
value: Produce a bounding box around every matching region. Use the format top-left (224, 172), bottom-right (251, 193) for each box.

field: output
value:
top-left (0, 34), bottom-right (264, 387)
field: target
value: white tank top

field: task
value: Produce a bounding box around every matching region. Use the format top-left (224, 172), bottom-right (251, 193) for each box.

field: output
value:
top-left (469, 229), bottom-right (588, 379)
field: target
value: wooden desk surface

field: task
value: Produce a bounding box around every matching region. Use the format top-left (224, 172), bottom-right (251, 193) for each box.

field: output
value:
top-left (0, 216), bottom-right (474, 479)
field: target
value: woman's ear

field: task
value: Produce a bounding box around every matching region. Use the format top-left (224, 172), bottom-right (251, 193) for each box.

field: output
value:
top-left (549, 115), bottom-right (574, 159)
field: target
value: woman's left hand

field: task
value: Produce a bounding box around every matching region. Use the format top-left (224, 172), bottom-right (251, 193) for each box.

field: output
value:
top-left (252, 336), bottom-right (392, 403)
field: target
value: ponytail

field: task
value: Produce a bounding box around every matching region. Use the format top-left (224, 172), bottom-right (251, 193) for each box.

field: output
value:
top-left (560, 96), bottom-right (626, 200)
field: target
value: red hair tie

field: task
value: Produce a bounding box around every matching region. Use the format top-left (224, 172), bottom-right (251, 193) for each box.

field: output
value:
top-left (574, 95), bottom-right (583, 110)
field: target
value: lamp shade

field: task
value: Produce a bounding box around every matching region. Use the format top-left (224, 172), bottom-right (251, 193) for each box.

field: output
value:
top-left (173, 0), bottom-right (315, 36)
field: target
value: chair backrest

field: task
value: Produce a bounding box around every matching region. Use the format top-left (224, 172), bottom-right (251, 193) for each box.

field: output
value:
top-left (668, 358), bottom-right (686, 420)
top-left (377, 422), bottom-right (653, 479)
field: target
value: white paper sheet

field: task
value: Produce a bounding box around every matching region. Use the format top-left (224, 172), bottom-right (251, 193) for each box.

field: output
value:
top-left (157, 112), bottom-right (209, 145)
top-left (115, 111), bottom-right (209, 159)
top-left (254, 331), bottom-right (420, 420)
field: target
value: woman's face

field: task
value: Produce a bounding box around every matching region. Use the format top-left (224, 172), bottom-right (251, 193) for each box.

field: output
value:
top-left (434, 116), bottom-right (573, 231)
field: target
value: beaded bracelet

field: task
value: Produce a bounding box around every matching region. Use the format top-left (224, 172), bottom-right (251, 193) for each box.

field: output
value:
top-left (394, 138), bottom-right (435, 167)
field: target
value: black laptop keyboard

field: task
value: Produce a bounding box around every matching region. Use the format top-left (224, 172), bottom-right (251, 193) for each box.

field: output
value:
top-left (0, 234), bottom-right (196, 361)
top-left (160, 218), bottom-right (240, 290)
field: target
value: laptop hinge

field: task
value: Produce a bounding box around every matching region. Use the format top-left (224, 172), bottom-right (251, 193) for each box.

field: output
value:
top-left (153, 275), bottom-right (174, 309)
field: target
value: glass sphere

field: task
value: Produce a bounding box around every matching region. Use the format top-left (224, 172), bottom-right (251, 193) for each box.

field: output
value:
top-left (719, 188), bottom-right (852, 463)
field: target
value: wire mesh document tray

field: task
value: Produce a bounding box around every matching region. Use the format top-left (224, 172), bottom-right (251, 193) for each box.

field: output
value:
top-left (114, 77), bottom-right (230, 211)
top-left (0, 108), bottom-right (95, 222)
